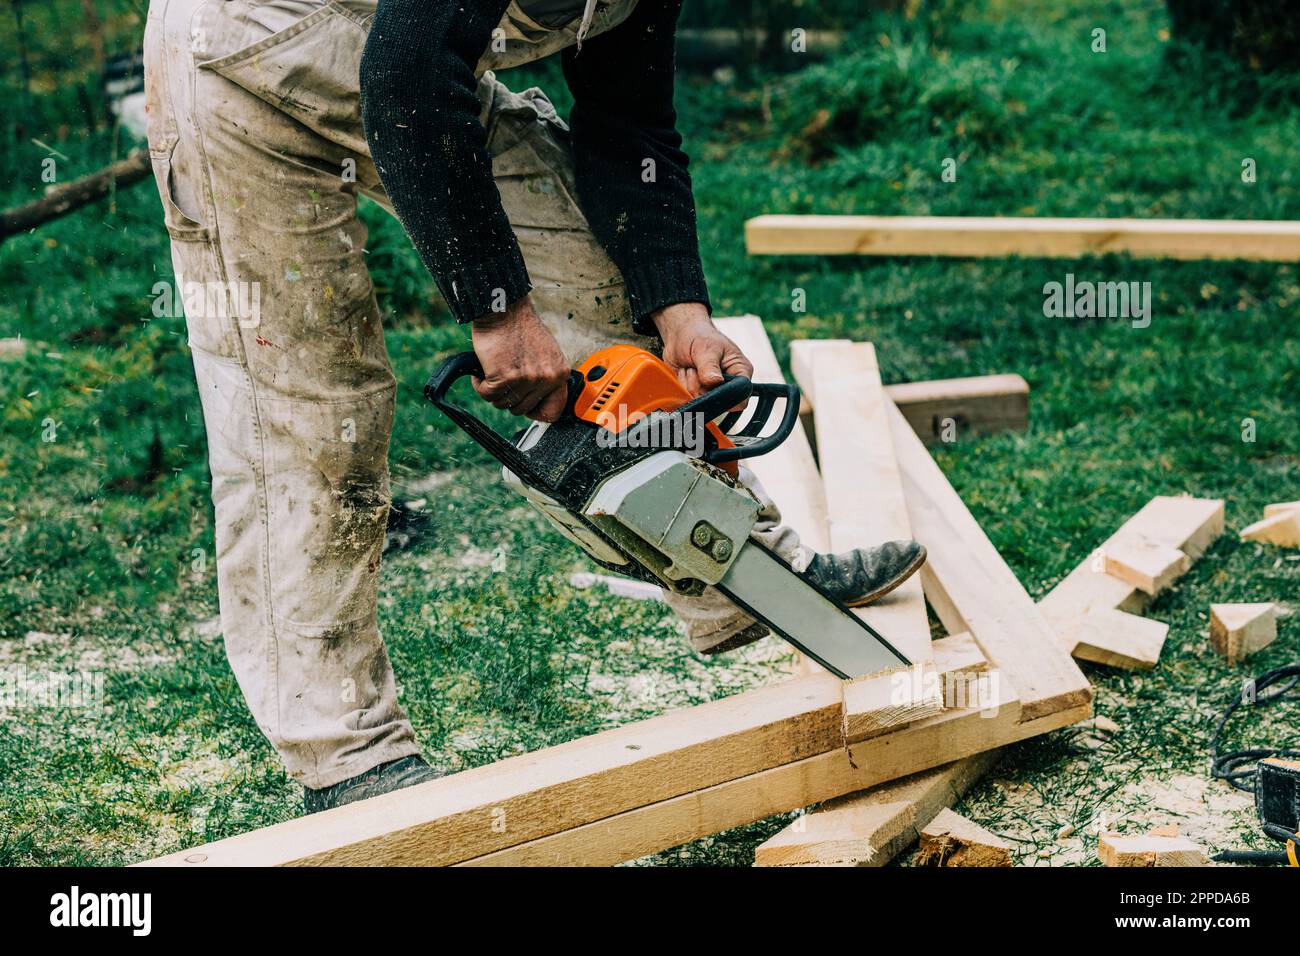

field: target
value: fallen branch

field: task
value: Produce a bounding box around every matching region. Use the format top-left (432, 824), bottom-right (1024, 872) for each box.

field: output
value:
top-left (0, 149), bottom-right (151, 241)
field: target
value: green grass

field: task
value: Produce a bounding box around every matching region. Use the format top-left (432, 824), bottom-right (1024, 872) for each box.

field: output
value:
top-left (1, 0), bottom-right (1298, 866)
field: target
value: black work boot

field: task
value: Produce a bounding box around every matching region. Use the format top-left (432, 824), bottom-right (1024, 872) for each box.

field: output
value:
top-left (697, 540), bottom-right (927, 656)
top-left (303, 755), bottom-right (444, 814)
top-left (802, 540), bottom-right (927, 608)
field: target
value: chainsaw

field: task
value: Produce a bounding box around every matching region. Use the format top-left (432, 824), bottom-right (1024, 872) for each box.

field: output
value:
top-left (426, 345), bottom-right (909, 680)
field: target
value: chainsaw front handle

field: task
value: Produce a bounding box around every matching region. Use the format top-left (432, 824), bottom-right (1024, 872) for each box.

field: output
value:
top-left (704, 378), bottom-right (801, 465)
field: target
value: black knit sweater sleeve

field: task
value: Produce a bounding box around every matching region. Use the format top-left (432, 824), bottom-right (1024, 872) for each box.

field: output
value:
top-left (359, 0), bottom-right (708, 331)
top-left (360, 0), bottom-right (527, 325)
top-left (563, 0), bottom-right (710, 334)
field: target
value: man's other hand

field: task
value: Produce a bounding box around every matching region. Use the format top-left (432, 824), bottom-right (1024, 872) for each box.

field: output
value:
top-left (471, 297), bottom-right (571, 422)
top-left (652, 302), bottom-right (754, 397)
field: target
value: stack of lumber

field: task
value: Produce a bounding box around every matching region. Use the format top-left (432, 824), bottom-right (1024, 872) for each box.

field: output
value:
top-left (142, 317), bottom-right (1227, 869)
top-left (142, 317), bottom-right (1100, 868)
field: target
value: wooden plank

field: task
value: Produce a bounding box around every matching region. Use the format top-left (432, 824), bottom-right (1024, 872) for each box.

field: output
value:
top-left (930, 631), bottom-right (988, 677)
top-left (801, 373), bottom-right (1030, 455)
top-left (886, 374), bottom-right (1029, 447)
top-left (917, 808), bottom-right (1013, 867)
top-left (714, 316), bottom-right (828, 556)
top-left (793, 340), bottom-right (942, 739)
top-left (887, 401), bottom-right (1092, 720)
top-left (745, 214), bottom-right (1300, 262)
top-left (460, 680), bottom-right (1091, 867)
top-left (1263, 500), bottom-right (1300, 518)
top-left (144, 597), bottom-right (1068, 870)
top-left (144, 630), bottom-right (1024, 869)
top-left (754, 751), bottom-right (1001, 867)
top-left (143, 673), bottom-right (846, 867)
top-left (1040, 496), bottom-right (1225, 668)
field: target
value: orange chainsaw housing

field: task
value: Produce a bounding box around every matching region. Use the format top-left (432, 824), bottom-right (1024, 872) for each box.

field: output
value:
top-left (571, 345), bottom-right (737, 475)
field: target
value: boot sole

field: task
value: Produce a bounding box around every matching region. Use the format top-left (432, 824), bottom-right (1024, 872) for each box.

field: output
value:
top-left (838, 545), bottom-right (928, 609)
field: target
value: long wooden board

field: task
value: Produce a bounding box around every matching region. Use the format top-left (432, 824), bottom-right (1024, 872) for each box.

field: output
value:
top-left (795, 335), bottom-right (1091, 712)
top-left (459, 679), bottom-right (1077, 867)
top-left (714, 316), bottom-right (828, 556)
top-left (745, 215), bottom-right (1300, 262)
top-left (789, 340), bottom-right (942, 739)
top-left (887, 400), bottom-right (1092, 720)
top-left (144, 645), bottom-right (1029, 868)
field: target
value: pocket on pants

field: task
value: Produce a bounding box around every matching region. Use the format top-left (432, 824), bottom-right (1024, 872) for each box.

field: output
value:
top-left (199, 2), bottom-right (370, 155)
top-left (262, 388), bottom-right (395, 635)
top-left (148, 144), bottom-right (211, 242)
top-left (484, 80), bottom-right (590, 232)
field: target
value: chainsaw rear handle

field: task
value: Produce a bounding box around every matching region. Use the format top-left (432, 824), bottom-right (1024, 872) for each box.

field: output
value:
top-left (425, 351), bottom-right (800, 466)
top-left (423, 351), bottom-right (571, 488)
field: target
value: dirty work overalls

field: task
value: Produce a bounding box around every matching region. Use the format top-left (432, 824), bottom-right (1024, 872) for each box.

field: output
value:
top-left (144, 0), bottom-right (805, 787)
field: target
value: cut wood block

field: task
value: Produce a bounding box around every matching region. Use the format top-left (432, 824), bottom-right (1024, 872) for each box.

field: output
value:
top-left (745, 214), bottom-right (1300, 262)
top-left (1099, 830), bottom-right (1208, 867)
top-left (1209, 603), bottom-right (1278, 664)
top-left (754, 752), bottom-right (1001, 867)
top-left (885, 374), bottom-right (1029, 446)
top-left (1040, 496), bottom-right (1225, 669)
top-left (1240, 510), bottom-right (1300, 547)
top-left (792, 340), bottom-right (942, 739)
top-left (1056, 608), bottom-right (1169, 671)
top-left (1263, 500), bottom-right (1300, 518)
top-left (917, 808), bottom-right (1013, 867)
top-left (1102, 534), bottom-right (1191, 595)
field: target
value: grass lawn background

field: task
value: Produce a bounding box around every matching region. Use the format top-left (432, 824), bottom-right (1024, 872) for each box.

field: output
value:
top-left (1, 0), bottom-right (1296, 865)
